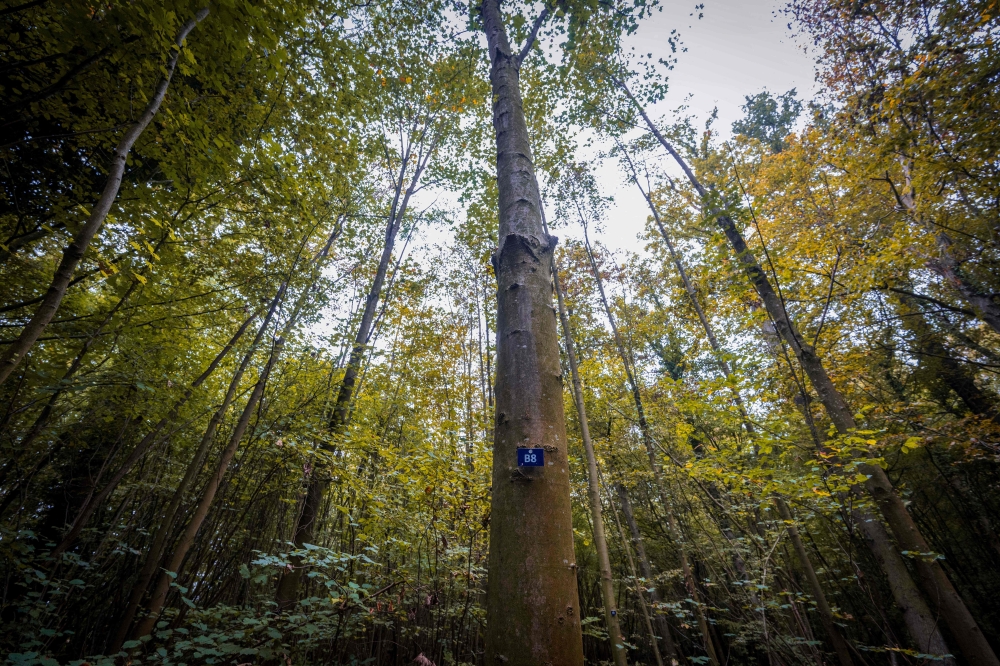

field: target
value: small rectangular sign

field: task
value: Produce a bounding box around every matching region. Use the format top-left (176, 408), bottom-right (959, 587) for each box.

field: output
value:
top-left (517, 448), bottom-right (544, 467)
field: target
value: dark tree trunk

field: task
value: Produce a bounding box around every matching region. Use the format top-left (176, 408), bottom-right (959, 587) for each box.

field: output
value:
top-left (616, 483), bottom-right (679, 663)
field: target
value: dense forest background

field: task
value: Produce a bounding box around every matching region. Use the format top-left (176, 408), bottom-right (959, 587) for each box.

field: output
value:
top-left (2, 0), bottom-right (1000, 664)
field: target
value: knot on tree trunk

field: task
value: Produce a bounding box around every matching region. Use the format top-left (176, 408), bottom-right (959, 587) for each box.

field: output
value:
top-left (496, 232), bottom-right (556, 269)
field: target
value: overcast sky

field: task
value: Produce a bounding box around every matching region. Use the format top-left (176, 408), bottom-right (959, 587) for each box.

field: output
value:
top-left (563, 0), bottom-right (820, 254)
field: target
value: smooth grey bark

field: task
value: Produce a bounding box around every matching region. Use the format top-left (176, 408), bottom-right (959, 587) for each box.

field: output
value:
top-left (480, 0), bottom-right (584, 662)
top-left (0, 8), bottom-right (210, 386)
top-left (552, 257), bottom-right (628, 666)
top-left (616, 76), bottom-right (996, 666)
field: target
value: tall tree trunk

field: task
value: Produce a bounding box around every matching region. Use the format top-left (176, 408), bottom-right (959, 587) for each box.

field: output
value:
top-left (131, 333), bottom-right (285, 640)
top-left (479, 0), bottom-right (584, 662)
top-left (616, 77), bottom-right (997, 666)
top-left (851, 509), bottom-right (954, 662)
top-left (553, 258), bottom-right (628, 666)
top-left (580, 223), bottom-right (719, 666)
top-left (0, 8), bottom-right (209, 387)
top-left (618, 145), bottom-right (853, 665)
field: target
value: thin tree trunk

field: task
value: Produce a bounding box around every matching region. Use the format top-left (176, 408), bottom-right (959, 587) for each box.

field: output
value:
top-left (617, 76), bottom-right (997, 666)
top-left (131, 333), bottom-right (284, 640)
top-left (617, 145), bottom-right (854, 665)
top-left (479, 0), bottom-right (584, 662)
top-left (51, 302), bottom-right (266, 558)
top-left (275, 144), bottom-right (429, 609)
top-left (616, 483), bottom-right (679, 664)
top-left (108, 294), bottom-right (282, 652)
top-left (580, 222), bottom-right (719, 666)
top-left (15, 280), bottom-right (139, 452)
top-left (553, 257), bottom-right (628, 666)
top-left (0, 8), bottom-right (210, 386)
top-left (609, 482), bottom-right (666, 666)
top-left (0, 280), bottom-right (140, 519)
top-left (776, 497), bottom-right (855, 666)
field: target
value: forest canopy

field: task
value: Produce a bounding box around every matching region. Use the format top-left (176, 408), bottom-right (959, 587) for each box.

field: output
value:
top-left (2, 1), bottom-right (1000, 665)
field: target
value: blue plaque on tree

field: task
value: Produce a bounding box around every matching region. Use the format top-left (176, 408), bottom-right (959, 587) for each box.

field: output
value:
top-left (517, 448), bottom-right (544, 467)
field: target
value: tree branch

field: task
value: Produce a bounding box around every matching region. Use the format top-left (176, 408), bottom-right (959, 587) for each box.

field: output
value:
top-left (517, 6), bottom-right (550, 66)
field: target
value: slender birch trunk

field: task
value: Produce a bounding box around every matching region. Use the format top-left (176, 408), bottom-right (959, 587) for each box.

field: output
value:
top-left (615, 77), bottom-right (996, 666)
top-left (552, 257), bottom-right (628, 666)
top-left (0, 8), bottom-right (209, 386)
top-left (479, 0), bottom-right (584, 662)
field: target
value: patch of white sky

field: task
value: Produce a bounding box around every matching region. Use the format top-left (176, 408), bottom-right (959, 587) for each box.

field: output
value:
top-left (312, 1), bottom-right (820, 346)
top-left (418, 0), bottom-right (818, 260)
top-left (561, 0), bottom-right (819, 255)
